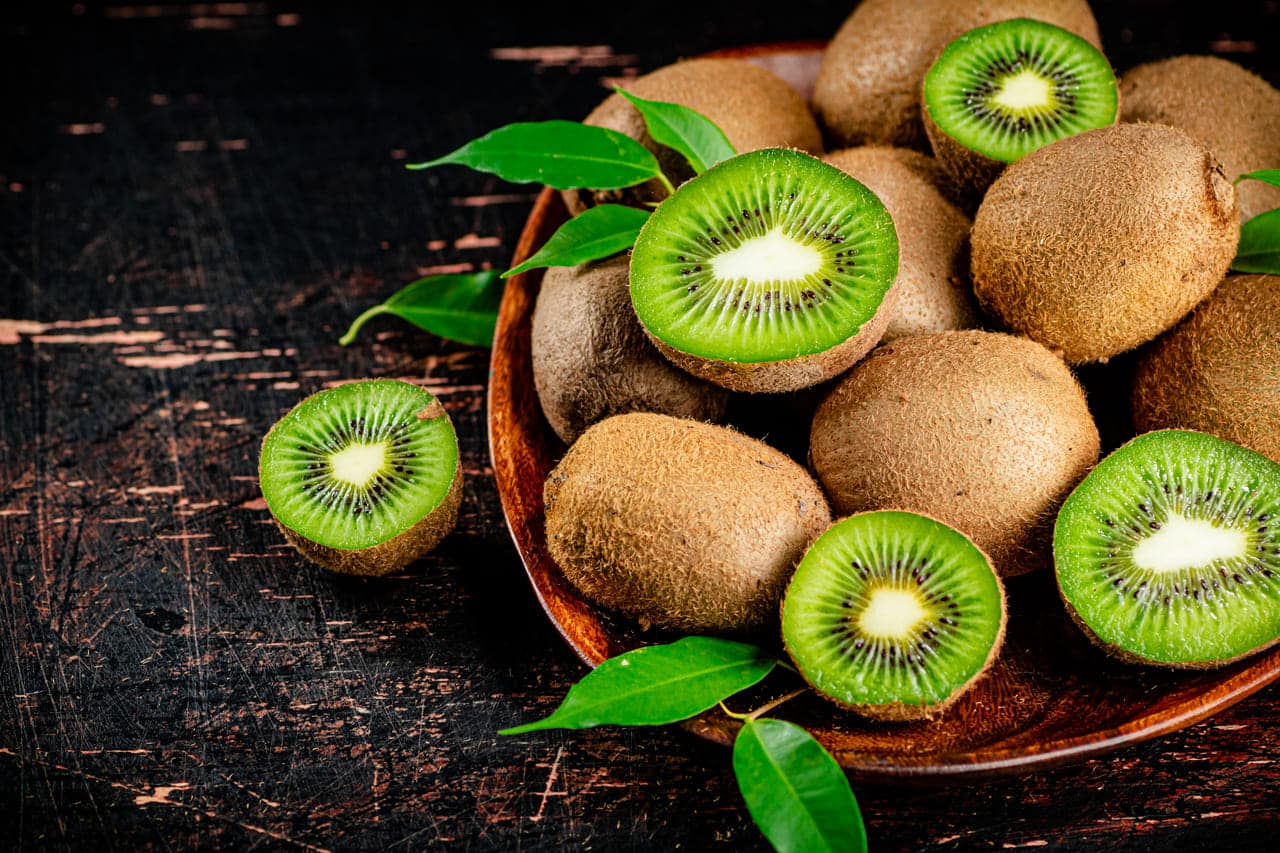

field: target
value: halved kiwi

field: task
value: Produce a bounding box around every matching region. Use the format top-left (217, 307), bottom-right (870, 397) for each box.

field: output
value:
top-left (781, 511), bottom-right (1007, 722)
top-left (1055, 429), bottom-right (1280, 669)
top-left (259, 379), bottom-right (462, 576)
top-left (922, 17), bottom-right (1118, 196)
top-left (629, 148), bottom-right (899, 394)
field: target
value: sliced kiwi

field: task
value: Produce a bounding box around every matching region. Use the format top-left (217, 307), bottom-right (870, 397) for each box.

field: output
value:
top-left (629, 148), bottom-right (899, 394)
top-left (781, 511), bottom-right (1007, 722)
top-left (922, 18), bottom-right (1118, 196)
top-left (259, 379), bottom-right (462, 576)
top-left (1055, 430), bottom-right (1280, 668)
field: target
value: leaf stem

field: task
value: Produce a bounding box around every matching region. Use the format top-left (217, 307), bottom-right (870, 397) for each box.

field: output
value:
top-left (719, 701), bottom-right (751, 721)
top-left (774, 658), bottom-right (799, 676)
top-left (745, 688), bottom-right (808, 722)
top-left (656, 171), bottom-right (677, 198)
top-left (338, 305), bottom-right (388, 347)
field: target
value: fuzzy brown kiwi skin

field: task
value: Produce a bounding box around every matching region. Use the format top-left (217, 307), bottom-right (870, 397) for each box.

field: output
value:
top-left (1120, 55), bottom-right (1280, 222)
top-left (813, 0), bottom-right (1101, 151)
top-left (920, 110), bottom-right (1011, 206)
top-left (543, 413), bottom-right (831, 635)
top-left (808, 331), bottom-right (1100, 578)
top-left (531, 256), bottom-right (729, 444)
top-left (561, 58), bottom-right (824, 215)
top-left (970, 123), bottom-right (1239, 364)
top-left (823, 147), bottom-right (977, 340)
top-left (273, 456), bottom-right (462, 577)
top-left (781, 511), bottom-right (1008, 723)
top-left (1132, 275), bottom-right (1280, 464)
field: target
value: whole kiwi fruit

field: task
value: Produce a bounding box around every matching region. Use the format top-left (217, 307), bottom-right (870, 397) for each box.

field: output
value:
top-left (812, 0), bottom-right (1101, 150)
top-left (809, 330), bottom-right (1100, 577)
top-left (563, 58), bottom-right (823, 215)
top-left (970, 123), bottom-right (1239, 364)
top-left (1132, 274), bottom-right (1280, 464)
top-left (531, 255), bottom-right (729, 444)
top-left (824, 146), bottom-right (978, 340)
top-left (1120, 55), bottom-right (1280, 222)
top-left (544, 412), bottom-right (831, 634)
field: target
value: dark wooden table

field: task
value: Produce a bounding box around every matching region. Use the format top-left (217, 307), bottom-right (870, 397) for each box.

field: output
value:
top-left (4, 2), bottom-right (1279, 850)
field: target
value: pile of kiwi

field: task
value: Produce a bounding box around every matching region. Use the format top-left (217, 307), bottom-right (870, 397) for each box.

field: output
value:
top-left (522, 13), bottom-right (1280, 721)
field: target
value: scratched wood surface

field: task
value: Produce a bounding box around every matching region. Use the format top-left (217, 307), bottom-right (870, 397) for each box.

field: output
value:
top-left (2, 2), bottom-right (1279, 851)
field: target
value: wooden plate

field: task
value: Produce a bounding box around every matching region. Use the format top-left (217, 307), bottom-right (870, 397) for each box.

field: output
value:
top-left (486, 44), bottom-right (1280, 782)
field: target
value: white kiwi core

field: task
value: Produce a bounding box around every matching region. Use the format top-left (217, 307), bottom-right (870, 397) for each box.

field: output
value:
top-left (709, 227), bottom-right (822, 283)
top-left (329, 442), bottom-right (387, 487)
top-left (994, 70), bottom-right (1054, 110)
top-left (859, 588), bottom-right (928, 639)
top-left (1131, 512), bottom-right (1248, 574)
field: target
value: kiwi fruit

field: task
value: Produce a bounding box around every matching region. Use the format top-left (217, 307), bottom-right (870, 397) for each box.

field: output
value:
top-left (813, 0), bottom-right (1101, 150)
top-left (782, 510), bottom-right (1007, 721)
top-left (921, 18), bottom-right (1119, 198)
top-left (629, 147), bottom-right (899, 394)
top-left (1120, 55), bottom-right (1280, 222)
top-left (259, 380), bottom-right (462, 576)
top-left (530, 255), bottom-right (729, 444)
top-left (1054, 429), bottom-right (1280, 668)
top-left (1132, 274), bottom-right (1280, 464)
top-left (809, 331), bottom-right (1100, 577)
top-left (563, 58), bottom-right (823, 215)
top-left (970, 123), bottom-right (1239, 364)
top-left (543, 412), bottom-right (830, 634)
top-left (824, 146), bottom-right (978, 340)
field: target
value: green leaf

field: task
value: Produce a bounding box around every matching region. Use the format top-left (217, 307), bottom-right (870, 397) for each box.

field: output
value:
top-left (1232, 207), bottom-right (1280, 274)
top-left (338, 270), bottom-right (503, 348)
top-left (733, 718), bottom-right (866, 853)
top-left (1235, 169), bottom-right (1280, 188)
top-left (616, 87), bottom-right (736, 175)
top-left (503, 204), bottom-right (650, 278)
top-left (407, 121), bottom-right (662, 190)
top-left (500, 637), bottom-right (776, 735)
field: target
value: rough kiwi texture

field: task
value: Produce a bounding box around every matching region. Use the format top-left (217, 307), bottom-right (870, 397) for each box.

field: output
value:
top-left (530, 255), bottom-right (729, 444)
top-left (824, 146), bottom-right (978, 340)
top-left (1133, 275), bottom-right (1280, 464)
top-left (563, 58), bottom-right (823, 215)
top-left (1120, 55), bottom-right (1280, 222)
top-left (259, 380), bottom-right (462, 576)
top-left (921, 17), bottom-right (1119, 199)
top-left (1055, 429), bottom-right (1280, 669)
top-left (629, 148), bottom-right (900, 394)
top-left (782, 511), bottom-right (1007, 721)
top-left (971, 123), bottom-right (1239, 364)
top-left (810, 331), bottom-right (1100, 577)
top-left (543, 413), bottom-right (831, 634)
top-left (813, 0), bottom-right (1101, 150)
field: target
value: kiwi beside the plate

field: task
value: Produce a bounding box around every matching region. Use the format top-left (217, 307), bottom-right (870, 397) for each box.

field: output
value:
top-left (258, 379), bottom-right (462, 576)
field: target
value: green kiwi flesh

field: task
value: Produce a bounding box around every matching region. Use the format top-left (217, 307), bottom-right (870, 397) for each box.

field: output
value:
top-left (1055, 429), bottom-right (1280, 669)
top-left (259, 379), bottom-right (461, 576)
top-left (923, 18), bottom-right (1117, 184)
top-left (629, 148), bottom-right (899, 393)
top-left (782, 511), bottom-right (1007, 721)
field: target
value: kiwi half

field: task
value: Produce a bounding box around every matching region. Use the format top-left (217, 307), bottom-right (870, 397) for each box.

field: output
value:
top-left (922, 18), bottom-right (1118, 197)
top-left (259, 379), bottom-right (462, 576)
top-left (1055, 429), bottom-right (1280, 669)
top-left (629, 148), bottom-right (899, 393)
top-left (782, 511), bottom-right (1007, 722)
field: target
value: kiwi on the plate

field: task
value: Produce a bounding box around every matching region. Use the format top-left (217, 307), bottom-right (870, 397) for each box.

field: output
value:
top-left (922, 18), bottom-right (1119, 198)
top-left (531, 255), bottom-right (729, 445)
top-left (809, 331), bottom-right (1099, 577)
top-left (1120, 55), bottom-right (1280, 221)
top-left (971, 123), bottom-right (1239, 364)
top-left (564, 58), bottom-right (823, 215)
top-left (1133, 275), bottom-right (1280, 464)
top-left (813, 0), bottom-right (1101, 150)
top-left (782, 511), bottom-right (1007, 721)
top-left (824, 146), bottom-right (978, 340)
top-left (258, 379), bottom-right (461, 576)
top-left (543, 412), bottom-right (830, 635)
top-left (1055, 429), bottom-right (1280, 669)
top-left (629, 147), bottom-right (899, 394)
